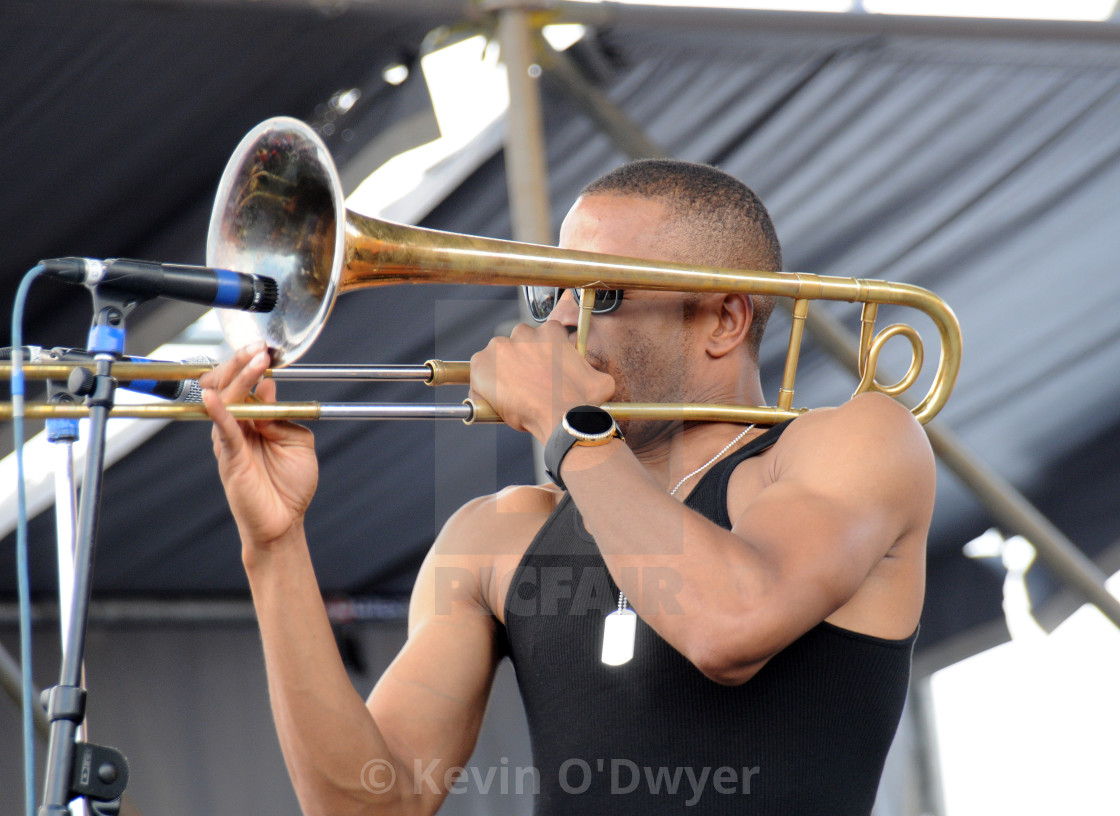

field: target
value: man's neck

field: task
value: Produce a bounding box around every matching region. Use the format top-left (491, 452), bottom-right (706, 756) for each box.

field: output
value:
top-left (629, 419), bottom-right (762, 495)
top-left (626, 372), bottom-right (766, 492)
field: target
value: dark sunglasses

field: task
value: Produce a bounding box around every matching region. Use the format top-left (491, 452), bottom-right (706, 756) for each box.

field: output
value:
top-left (522, 286), bottom-right (624, 322)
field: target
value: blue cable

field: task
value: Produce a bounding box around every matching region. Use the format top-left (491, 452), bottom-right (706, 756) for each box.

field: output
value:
top-left (13, 264), bottom-right (45, 816)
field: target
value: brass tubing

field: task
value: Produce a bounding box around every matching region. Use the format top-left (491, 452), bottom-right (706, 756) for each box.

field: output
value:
top-left (858, 301), bottom-right (879, 377)
top-left (575, 287), bottom-right (594, 357)
top-left (1, 402), bottom-right (323, 421)
top-left (0, 363), bottom-right (216, 381)
top-left (778, 298), bottom-right (810, 412)
top-left (853, 324), bottom-right (924, 398)
top-left (423, 360), bottom-right (471, 386)
top-left (605, 403), bottom-right (803, 424)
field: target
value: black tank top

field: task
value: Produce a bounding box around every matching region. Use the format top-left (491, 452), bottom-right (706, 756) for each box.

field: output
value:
top-left (501, 421), bottom-right (915, 815)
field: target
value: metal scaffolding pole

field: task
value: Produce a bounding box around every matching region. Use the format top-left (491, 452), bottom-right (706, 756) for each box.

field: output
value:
top-left (493, 1), bottom-right (554, 245)
top-left (489, 1), bottom-right (555, 483)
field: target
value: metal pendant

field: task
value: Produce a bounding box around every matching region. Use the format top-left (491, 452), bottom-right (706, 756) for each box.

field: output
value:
top-left (601, 608), bottom-right (637, 666)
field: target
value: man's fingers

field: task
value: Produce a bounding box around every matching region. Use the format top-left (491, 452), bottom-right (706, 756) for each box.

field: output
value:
top-left (199, 343), bottom-right (281, 468)
top-left (219, 347), bottom-right (270, 402)
top-left (199, 342), bottom-right (269, 395)
top-left (254, 377), bottom-right (278, 404)
top-left (202, 385), bottom-right (245, 460)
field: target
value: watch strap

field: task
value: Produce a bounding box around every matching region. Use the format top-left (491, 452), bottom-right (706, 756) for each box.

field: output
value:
top-left (544, 421), bottom-right (579, 490)
top-left (543, 405), bottom-right (619, 489)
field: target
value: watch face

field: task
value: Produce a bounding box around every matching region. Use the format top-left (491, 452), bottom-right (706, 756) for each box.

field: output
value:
top-left (567, 405), bottom-right (615, 436)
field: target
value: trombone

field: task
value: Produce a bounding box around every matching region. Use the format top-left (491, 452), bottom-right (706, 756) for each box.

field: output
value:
top-left (4, 117), bottom-right (962, 426)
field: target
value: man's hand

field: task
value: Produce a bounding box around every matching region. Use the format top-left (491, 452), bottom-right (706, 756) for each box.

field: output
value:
top-left (200, 342), bottom-right (318, 558)
top-left (469, 320), bottom-right (615, 443)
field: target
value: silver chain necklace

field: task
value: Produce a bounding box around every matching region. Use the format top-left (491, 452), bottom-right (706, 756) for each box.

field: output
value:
top-left (669, 423), bottom-right (756, 496)
top-left (602, 424), bottom-right (756, 666)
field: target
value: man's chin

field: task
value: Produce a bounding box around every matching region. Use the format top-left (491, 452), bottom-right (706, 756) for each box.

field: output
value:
top-left (583, 348), bottom-right (608, 370)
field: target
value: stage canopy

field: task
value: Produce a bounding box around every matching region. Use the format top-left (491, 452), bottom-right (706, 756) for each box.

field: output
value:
top-left (3, 0), bottom-right (1120, 663)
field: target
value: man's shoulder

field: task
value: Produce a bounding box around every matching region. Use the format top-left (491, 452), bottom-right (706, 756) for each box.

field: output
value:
top-left (780, 392), bottom-right (928, 446)
top-left (456, 482), bottom-right (564, 521)
top-left (432, 483), bottom-right (563, 558)
top-left (790, 390), bottom-right (921, 428)
top-left (773, 392), bottom-right (933, 480)
top-left (421, 483), bottom-right (562, 622)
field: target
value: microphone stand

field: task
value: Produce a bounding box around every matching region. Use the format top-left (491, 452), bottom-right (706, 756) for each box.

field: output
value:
top-left (45, 375), bottom-right (90, 816)
top-left (38, 289), bottom-right (131, 816)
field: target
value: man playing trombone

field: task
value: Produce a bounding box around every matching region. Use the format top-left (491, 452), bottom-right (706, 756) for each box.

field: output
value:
top-left (201, 159), bottom-right (935, 815)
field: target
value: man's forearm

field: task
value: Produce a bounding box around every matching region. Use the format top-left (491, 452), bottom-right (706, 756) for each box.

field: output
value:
top-left (244, 528), bottom-right (409, 816)
top-left (560, 441), bottom-right (777, 670)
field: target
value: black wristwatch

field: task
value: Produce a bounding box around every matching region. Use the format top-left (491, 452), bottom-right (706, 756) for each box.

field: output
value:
top-left (544, 405), bottom-right (622, 490)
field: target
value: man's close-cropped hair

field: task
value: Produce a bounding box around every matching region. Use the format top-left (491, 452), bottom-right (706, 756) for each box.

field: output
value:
top-left (580, 158), bottom-right (782, 361)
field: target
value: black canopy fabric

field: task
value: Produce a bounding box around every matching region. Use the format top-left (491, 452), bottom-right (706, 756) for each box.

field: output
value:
top-left (3, 3), bottom-right (1120, 662)
top-left (0, 0), bottom-right (443, 351)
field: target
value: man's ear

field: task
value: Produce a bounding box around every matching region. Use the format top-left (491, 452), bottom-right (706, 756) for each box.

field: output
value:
top-left (705, 293), bottom-right (753, 358)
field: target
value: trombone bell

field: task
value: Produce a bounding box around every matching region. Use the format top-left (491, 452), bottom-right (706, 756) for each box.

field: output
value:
top-left (207, 117), bottom-right (345, 366)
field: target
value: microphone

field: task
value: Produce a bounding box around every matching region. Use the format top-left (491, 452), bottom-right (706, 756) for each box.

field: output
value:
top-left (39, 257), bottom-right (278, 313)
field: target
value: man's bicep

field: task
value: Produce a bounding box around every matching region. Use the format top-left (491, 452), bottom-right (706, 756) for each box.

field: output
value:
top-left (754, 394), bottom-right (934, 557)
top-left (728, 397), bottom-right (934, 642)
top-left (729, 480), bottom-right (887, 624)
